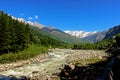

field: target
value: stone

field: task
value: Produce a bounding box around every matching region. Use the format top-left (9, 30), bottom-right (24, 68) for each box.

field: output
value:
top-left (68, 64), bottom-right (75, 70)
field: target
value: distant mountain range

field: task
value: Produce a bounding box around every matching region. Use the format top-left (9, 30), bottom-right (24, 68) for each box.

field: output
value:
top-left (42, 27), bottom-right (82, 44)
top-left (64, 30), bottom-right (97, 38)
top-left (104, 25), bottom-right (120, 39)
top-left (16, 17), bottom-right (120, 43)
top-left (13, 17), bottom-right (82, 44)
top-left (64, 30), bottom-right (107, 42)
top-left (28, 21), bottom-right (120, 43)
top-left (82, 31), bottom-right (107, 42)
top-left (29, 22), bottom-right (81, 44)
top-left (65, 25), bottom-right (120, 43)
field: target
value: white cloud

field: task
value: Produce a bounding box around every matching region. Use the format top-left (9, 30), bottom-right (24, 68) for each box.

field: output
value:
top-left (28, 17), bottom-right (33, 20)
top-left (35, 15), bottom-right (38, 19)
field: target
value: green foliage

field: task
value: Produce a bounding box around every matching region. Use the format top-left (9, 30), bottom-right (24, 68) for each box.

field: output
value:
top-left (0, 11), bottom-right (30, 53)
top-left (73, 43), bottom-right (96, 50)
top-left (37, 27), bottom-right (81, 44)
top-left (30, 27), bottom-right (67, 48)
top-left (0, 10), bottom-right (71, 64)
top-left (0, 10), bottom-right (67, 55)
top-left (95, 38), bottom-right (116, 49)
top-left (0, 45), bottom-right (48, 63)
top-left (72, 38), bottom-right (115, 50)
top-left (115, 33), bottom-right (120, 47)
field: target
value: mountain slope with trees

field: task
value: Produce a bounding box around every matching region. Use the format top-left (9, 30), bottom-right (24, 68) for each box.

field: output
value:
top-left (104, 25), bottom-right (120, 39)
top-left (41, 27), bottom-right (82, 44)
top-left (0, 11), bottom-right (30, 54)
top-left (83, 25), bottom-right (120, 43)
top-left (0, 11), bottom-right (70, 63)
top-left (0, 11), bottom-right (67, 54)
top-left (31, 25), bottom-right (82, 44)
top-left (65, 25), bottom-right (120, 43)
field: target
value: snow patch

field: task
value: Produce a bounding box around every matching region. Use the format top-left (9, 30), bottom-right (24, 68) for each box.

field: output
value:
top-left (64, 30), bottom-right (97, 38)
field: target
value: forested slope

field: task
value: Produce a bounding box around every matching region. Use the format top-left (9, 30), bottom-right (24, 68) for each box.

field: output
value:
top-left (0, 11), bottom-right (66, 54)
top-left (0, 11), bottom-right (30, 53)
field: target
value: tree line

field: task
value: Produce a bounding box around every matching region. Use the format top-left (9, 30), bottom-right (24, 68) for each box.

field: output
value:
top-left (0, 11), bottom-right (66, 54)
top-left (72, 37), bottom-right (116, 50)
top-left (0, 11), bottom-right (30, 54)
top-left (30, 27), bottom-right (67, 48)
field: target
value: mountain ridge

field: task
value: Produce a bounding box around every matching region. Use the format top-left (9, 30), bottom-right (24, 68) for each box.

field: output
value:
top-left (64, 25), bottom-right (120, 43)
top-left (64, 30), bottom-right (97, 38)
top-left (15, 16), bottom-right (120, 43)
top-left (12, 16), bottom-right (82, 44)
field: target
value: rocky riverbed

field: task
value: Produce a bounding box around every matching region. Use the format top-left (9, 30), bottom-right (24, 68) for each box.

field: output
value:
top-left (0, 49), bottom-right (108, 80)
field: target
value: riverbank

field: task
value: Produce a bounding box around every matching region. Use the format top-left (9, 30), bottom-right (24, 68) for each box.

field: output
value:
top-left (0, 49), bottom-right (109, 80)
top-left (0, 45), bottom-right (48, 63)
top-left (0, 53), bottom-right (48, 72)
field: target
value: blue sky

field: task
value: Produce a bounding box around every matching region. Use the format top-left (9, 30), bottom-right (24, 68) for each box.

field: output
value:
top-left (0, 0), bottom-right (120, 31)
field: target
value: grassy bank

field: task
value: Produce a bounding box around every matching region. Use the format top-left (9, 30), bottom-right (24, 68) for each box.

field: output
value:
top-left (0, 45), bottom-right (48, 63)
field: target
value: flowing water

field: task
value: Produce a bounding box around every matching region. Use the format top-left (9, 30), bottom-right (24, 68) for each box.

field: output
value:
top-left (0, 49), bottom-right (71, 79)
top-left (0, 49), bottom-right (108, 80)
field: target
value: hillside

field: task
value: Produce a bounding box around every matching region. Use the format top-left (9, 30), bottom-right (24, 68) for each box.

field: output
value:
top-left (65, 25), bottom-right (120, 43)
top-left (0, 11), bottom-right (67, 54)
top-left (104, 25), bottom-right (120, 39)
top-left (0, 11), bottom-right (30, 53)
top-left (64, 30), bottom-right (107, 42)
top-left (30, 22), bottom-right (82, 44)
top-left (41, 27), bottom-right (81, 44)
top-left (30, 27), bottom-right (66, 47)
top-left (82, 31), bottom-right (107, 42)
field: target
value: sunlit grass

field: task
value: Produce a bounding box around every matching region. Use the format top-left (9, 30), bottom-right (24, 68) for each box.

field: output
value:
top-left (72, 58), bottom-right (107, 66)
top-left (0, 45), bottom-right (48, 63)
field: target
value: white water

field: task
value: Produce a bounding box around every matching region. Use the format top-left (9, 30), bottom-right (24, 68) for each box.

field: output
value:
top-left (0, 49), bottom-right (107, 80)
top-left (0, 49), bottom-right (70, 79)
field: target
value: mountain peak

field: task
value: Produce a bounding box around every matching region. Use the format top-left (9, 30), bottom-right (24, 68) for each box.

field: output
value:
top-left (64, 30), bottom-right (97, 38)
top-left (32, 22), bottom-right (45, 29)
top-left (48, 26), bottom-right (54, 30)
top-left (11, 16), bottom-right (45, 29)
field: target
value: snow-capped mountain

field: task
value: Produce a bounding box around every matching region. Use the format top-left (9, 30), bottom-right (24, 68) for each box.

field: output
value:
top-left (64, 30), bottom-right (108, 42)
top-left (30, 22), bottom-right (45, 29)
top-left (11, 16), bottom-right (45, 29)
top-left (64, 30), bottom-right (97, 38)
top-left (13, 17), bottom-right (81, 44)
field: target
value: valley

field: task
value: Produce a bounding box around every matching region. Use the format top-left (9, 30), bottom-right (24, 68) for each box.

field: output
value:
top-left (0, 49), bottom-right (108, 80)
top-left (0, 0), bottom-right (120, 80)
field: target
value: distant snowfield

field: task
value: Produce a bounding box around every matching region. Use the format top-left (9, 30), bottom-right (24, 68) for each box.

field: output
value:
top-left (0, 49), bottom-right (108, 80)
top-left (64, 30), bottom-right (97, 38)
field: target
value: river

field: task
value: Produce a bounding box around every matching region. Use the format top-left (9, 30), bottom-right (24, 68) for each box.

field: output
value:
top-left (0, 49), bottom-right (108, 80)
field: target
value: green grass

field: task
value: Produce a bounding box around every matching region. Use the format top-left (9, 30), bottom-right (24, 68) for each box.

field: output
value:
top-left (73, 58), bottom-right (107, 66)
top-left (0, 45), bottom-right (48, 63)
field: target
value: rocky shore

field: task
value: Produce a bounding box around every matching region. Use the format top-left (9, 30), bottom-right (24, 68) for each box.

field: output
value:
top-left (0, 53), bottom-right (48, 72)
top-left (0, 49), bottom-right (109, 80)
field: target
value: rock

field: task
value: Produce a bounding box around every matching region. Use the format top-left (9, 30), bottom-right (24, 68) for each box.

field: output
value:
top-left (32, 71), bottom-right (39, 74)
top-left (8, 75), bottom-right (18, 80)
top-left (68, 64), bottom-right (75, 70)
top-left (19, 76), bottom-right (27, 80)
top-left (98, 56), bottom-right (102, 59)
top-left (0, 49), bottom-right (108, 80)
top-left (0, 53), bottom-right (48, 72)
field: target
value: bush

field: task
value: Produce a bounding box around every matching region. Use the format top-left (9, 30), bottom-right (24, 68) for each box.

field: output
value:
top-left (0, 45), bottom-right (48, 63)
